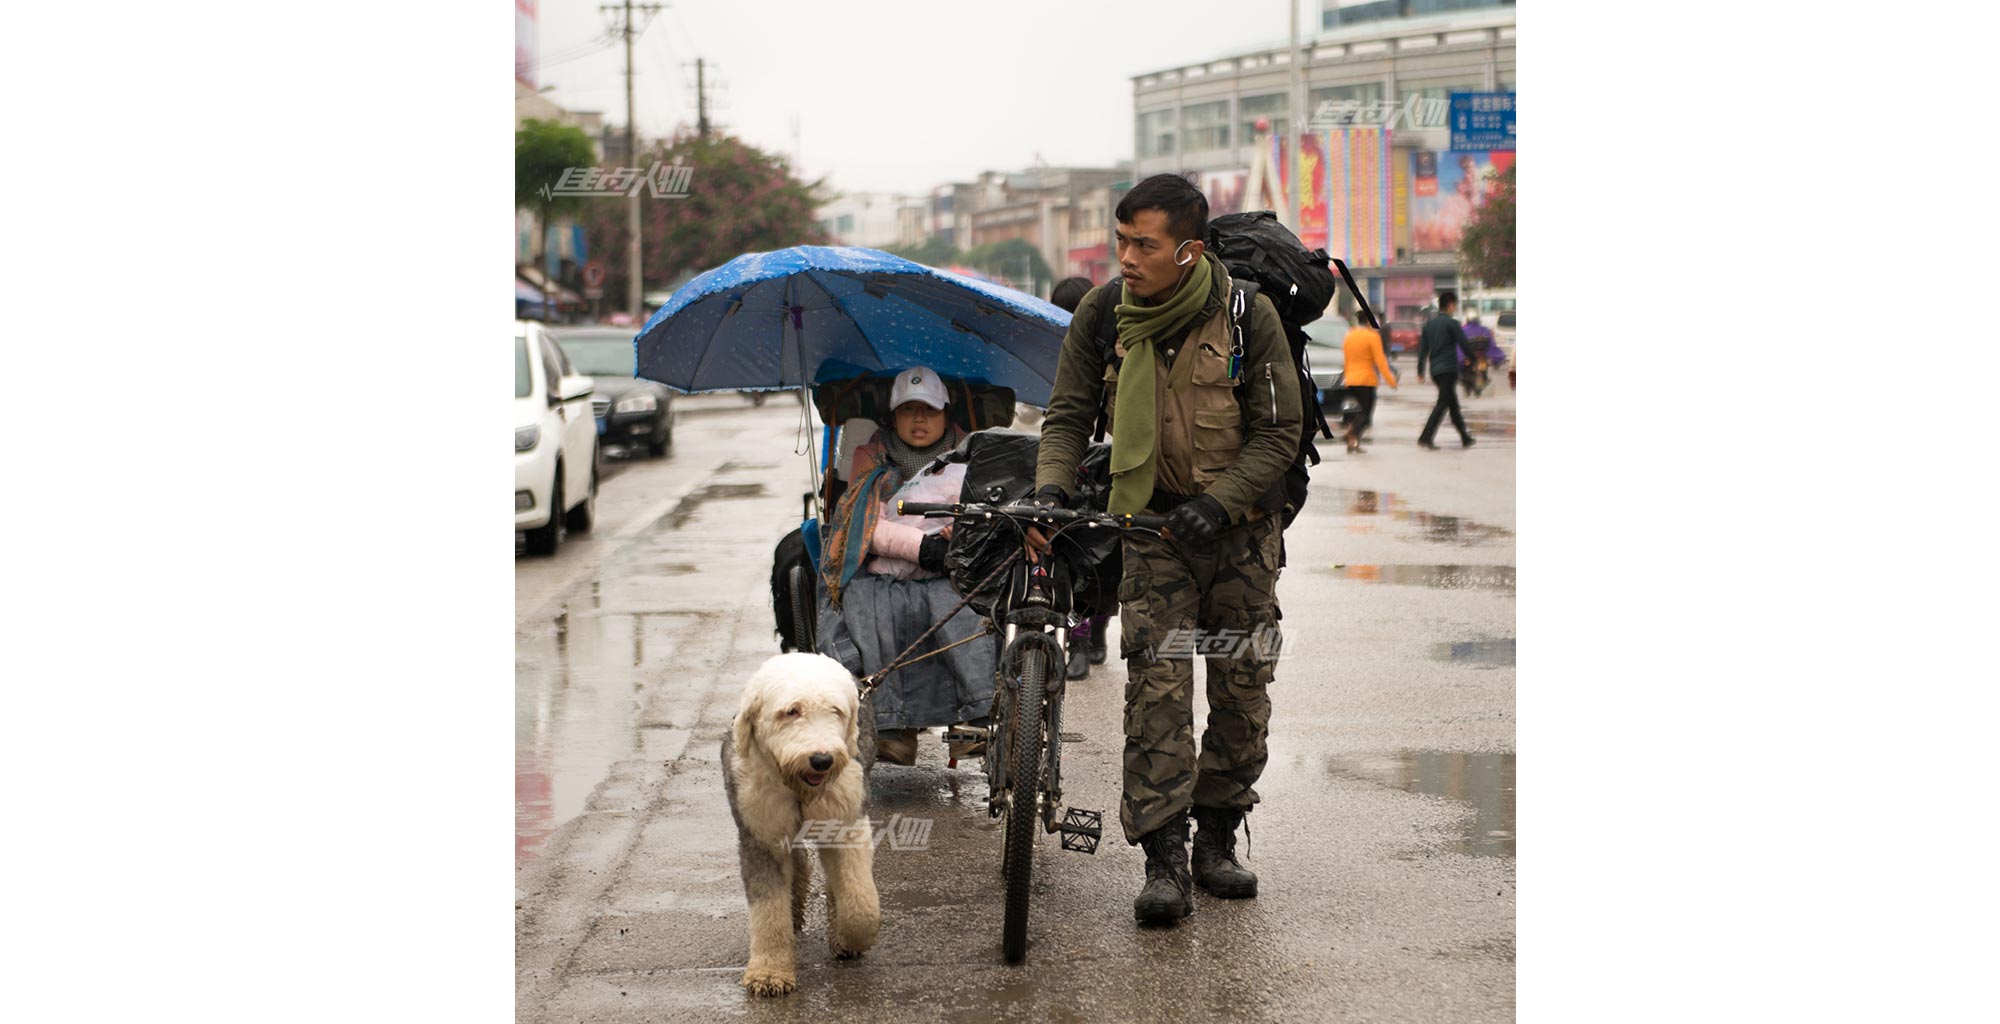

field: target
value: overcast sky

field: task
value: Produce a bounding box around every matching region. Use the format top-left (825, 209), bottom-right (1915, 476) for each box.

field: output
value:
top-left (528, 0), bottom-right (1314, 196)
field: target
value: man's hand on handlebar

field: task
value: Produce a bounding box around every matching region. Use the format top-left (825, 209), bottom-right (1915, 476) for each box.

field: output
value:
top-left (1023, 485), bottom-right (1068, 563)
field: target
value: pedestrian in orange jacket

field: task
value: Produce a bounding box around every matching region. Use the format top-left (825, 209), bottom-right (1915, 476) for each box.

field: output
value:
top-left (1341, 314), bottom-right (1398, 452)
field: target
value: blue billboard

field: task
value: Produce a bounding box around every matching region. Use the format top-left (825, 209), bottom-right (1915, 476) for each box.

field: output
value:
top-left (1449, 92), bottom-right (1515, 152)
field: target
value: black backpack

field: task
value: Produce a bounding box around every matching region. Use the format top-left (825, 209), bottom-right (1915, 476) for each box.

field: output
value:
top-left (1089, 212), bottom-right (1337, 527)
top-left (1207, 211), bottom-right (1338, 326)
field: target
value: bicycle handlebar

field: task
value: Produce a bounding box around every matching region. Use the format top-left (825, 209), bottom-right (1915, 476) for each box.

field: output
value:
top-left (897, 500), bottom-right (1167, 531)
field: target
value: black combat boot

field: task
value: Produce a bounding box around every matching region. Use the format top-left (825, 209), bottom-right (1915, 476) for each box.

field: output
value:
top-left (1133, 816), bottom-right (1194, 925)
top-left (1190, 805), bottom-right (1258, 898)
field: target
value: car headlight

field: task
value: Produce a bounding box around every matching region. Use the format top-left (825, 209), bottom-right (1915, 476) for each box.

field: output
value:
top-left (614, 393), bottom-right (658, 414)
top-left (516, 425), bottom-right (540, 452)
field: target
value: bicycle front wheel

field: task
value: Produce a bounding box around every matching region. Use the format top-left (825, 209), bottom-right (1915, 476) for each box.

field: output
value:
top-left (1001, 644), bottom-right (1046, 963)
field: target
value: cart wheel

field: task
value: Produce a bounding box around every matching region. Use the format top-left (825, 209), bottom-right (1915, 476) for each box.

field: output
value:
top-left (787, 564), bottom-right (816, 652)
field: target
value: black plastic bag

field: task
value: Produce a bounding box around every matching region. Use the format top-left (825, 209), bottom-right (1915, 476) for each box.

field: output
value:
top-left (939, 430), bottom-right (1121, 620)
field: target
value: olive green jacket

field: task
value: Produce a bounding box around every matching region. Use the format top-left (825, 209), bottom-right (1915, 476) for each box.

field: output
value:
top-left (1034, 274), bottom-right (1302, 522)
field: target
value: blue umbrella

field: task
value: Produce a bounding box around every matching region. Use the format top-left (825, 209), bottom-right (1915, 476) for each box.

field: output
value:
top-left (632, 246), bottom-right (1070, 406)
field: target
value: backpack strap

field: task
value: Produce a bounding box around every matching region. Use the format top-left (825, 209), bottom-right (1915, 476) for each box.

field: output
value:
top-left (1229, 282), bottom-right (1333, 471)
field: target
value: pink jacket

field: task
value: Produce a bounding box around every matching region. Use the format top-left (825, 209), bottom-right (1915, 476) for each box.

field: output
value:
top-left (866, 462), bottom-right (966, 579)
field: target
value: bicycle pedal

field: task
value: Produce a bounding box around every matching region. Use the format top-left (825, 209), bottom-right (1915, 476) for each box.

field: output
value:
top-left (1057, 807), bottom-right (1102, 854)
top-left (941, 726), bottom-right (990, 745)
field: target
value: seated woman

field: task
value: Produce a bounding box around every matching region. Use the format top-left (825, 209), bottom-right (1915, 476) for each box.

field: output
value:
top-left (818, 368), bottom-right (996, 767)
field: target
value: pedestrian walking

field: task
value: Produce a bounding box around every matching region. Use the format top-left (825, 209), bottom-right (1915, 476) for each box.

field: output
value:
top-left (1027, 174), bottom-right (1301, 926)
top-left (1341, 311), bottom-right (1398, 453)
top-left (1417, 289), bottom-right (1476, 450)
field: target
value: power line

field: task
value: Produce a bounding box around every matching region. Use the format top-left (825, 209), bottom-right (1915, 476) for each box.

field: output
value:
top-left (517, 33), bottom-right (620, 77)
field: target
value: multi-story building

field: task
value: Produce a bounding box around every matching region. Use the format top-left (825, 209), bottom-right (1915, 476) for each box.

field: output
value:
top-left (815, 166), bottom-right (1130, 294)
top-left (1131, 0), bottom-right (1515, 320)
top-left (814, 192), bottom-right (930, 250)
top-left (969, 166), bottom-right (1130, 288)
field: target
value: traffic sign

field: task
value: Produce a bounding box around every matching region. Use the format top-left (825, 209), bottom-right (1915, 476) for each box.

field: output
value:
top-left (583, 262), bottom-right (607, 287)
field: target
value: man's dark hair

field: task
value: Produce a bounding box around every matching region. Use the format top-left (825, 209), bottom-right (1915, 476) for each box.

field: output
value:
top-left (1437, 289), bottom-right (1458, 311)
top-left (1049, 276), bottom-right (1092, 313)
top-left (1115, 173), bottom-right (1208, 244)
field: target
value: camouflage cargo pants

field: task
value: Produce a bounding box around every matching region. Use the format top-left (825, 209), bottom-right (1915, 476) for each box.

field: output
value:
top-left (1116, 515), bottom-right (1284, 844)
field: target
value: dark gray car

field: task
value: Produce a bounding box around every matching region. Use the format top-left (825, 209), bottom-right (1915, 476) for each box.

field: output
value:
top-left (549, 327), bottom-right (678, 456)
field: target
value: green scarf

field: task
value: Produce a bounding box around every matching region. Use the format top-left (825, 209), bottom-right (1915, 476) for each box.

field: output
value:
top-left (1107, 251), bottom-right (1216, 514)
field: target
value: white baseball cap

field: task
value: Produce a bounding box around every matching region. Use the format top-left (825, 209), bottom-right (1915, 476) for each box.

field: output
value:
top-left (890, 367), bottom-right (949, 410)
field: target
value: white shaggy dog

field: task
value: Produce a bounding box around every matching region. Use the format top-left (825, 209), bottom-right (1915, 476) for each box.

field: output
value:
top-left (721, 652), bottom-right (879, 996)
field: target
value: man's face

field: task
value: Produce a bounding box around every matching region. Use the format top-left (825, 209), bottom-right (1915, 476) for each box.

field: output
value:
top-left (1116, 208), bottom-right (1199, 302)
top-left (893, 401), bottom-right (945, 447)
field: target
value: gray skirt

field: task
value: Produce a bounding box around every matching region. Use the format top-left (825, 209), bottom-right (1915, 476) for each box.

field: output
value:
top-left (819, 573), bottom-right (997, 732)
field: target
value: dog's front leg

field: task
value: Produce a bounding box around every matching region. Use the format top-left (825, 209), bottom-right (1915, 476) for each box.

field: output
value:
top-left (739, 837), bottom-right (798, 996)
top-left (790, 846), bottom-right (813, 932)
top-left (819, 821), bottom-right (880, 959)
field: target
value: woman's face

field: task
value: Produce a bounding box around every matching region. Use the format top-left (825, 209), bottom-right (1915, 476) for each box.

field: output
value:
top-left (893, 401), bottom-right (945, 447)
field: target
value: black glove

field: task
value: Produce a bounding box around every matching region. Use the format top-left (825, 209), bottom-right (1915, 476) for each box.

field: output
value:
top-left (1031, 484), bottom-right (1070, 509)
top-left (917, 533), bottom-right (951, 573)
top-left (1164, 494), bottom-right (1230, 551)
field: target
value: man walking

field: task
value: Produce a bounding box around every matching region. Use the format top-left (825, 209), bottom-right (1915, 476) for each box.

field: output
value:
top-left (1417, 289), bottom-right (1476, 450)
top-left (1027, 174), bottom-right (1301, 926)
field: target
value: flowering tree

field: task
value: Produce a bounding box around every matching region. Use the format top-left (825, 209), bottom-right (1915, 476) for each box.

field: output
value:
top-left (581, 130), bottom-right (828, 304)
top-left (1457, 164), bottom-right (1515, 288)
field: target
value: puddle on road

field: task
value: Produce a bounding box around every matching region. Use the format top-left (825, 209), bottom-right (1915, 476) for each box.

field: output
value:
top-left (518, 607), bottom-right (710, 864)
top-left (1324, 751), bottom-right (1515, 857)
top-left (1462, 416), bottom-right (1516, 438)
top-left (1321, 563), bottom-right (1515, 594)
top-left (663, 482), bottom-right (767, 530)
top-left (1324, 488), bottom-right (1513, 546)
top-left (1432, 638), bottom-right (1515, 667)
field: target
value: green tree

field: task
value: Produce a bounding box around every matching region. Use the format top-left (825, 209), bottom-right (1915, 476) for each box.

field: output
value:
top-left (580, 130), bottom-right (829, 305)
top-left (1458, 163), bottom-right (1515, 288)
top-left (888, 235), bottom-right (960, 268)
top-left (962, 237), bottom-right (1053, 294)
top-left (515, 118), bottom-right (599, 279)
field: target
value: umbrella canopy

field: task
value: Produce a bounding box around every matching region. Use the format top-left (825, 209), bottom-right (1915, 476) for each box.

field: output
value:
top-left (632, 246), bottom-right (1070, 406)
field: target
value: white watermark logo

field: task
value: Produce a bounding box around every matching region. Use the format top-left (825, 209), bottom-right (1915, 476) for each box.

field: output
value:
top-left (1304, 95), bottom-right (1450, 132)
top-left (792, 813), bottom-right (934, 851)
top-left (536, 160), bottom-right (694, 201)
top-left (1154, 626), bottom-right (1292, 661)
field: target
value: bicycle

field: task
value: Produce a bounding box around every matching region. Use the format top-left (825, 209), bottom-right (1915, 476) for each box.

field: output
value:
top-left (896, 498), bottom-right (1165, 963)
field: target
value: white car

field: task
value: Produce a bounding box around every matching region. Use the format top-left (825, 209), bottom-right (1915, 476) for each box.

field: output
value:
top-left (516, 320), bottom-right (600, 555)
top-left (1300, 318), bottom-right (1350, 401)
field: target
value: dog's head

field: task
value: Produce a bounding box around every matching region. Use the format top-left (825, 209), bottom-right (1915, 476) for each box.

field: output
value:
top-left (733, 653), bottom-right (863, 797)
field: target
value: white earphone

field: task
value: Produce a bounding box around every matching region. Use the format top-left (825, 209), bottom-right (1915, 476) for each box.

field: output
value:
top-left (1173, 239), bottom-right (1198, 266)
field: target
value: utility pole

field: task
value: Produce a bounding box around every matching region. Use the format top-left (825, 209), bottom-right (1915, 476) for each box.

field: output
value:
top-left (605, 0), bottom-right (663, 318)
top-left (696, 58), bottom-right (711, 140)
top-left (1286, 0), bottom-right (1304, 233)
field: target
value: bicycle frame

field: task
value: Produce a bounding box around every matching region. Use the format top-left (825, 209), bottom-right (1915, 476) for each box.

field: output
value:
top-left (899, 500), bottom-right (1164, 848)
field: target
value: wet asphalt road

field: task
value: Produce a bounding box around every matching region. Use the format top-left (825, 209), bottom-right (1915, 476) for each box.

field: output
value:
top-left (517, 380), bottom-right (1515, 1023)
